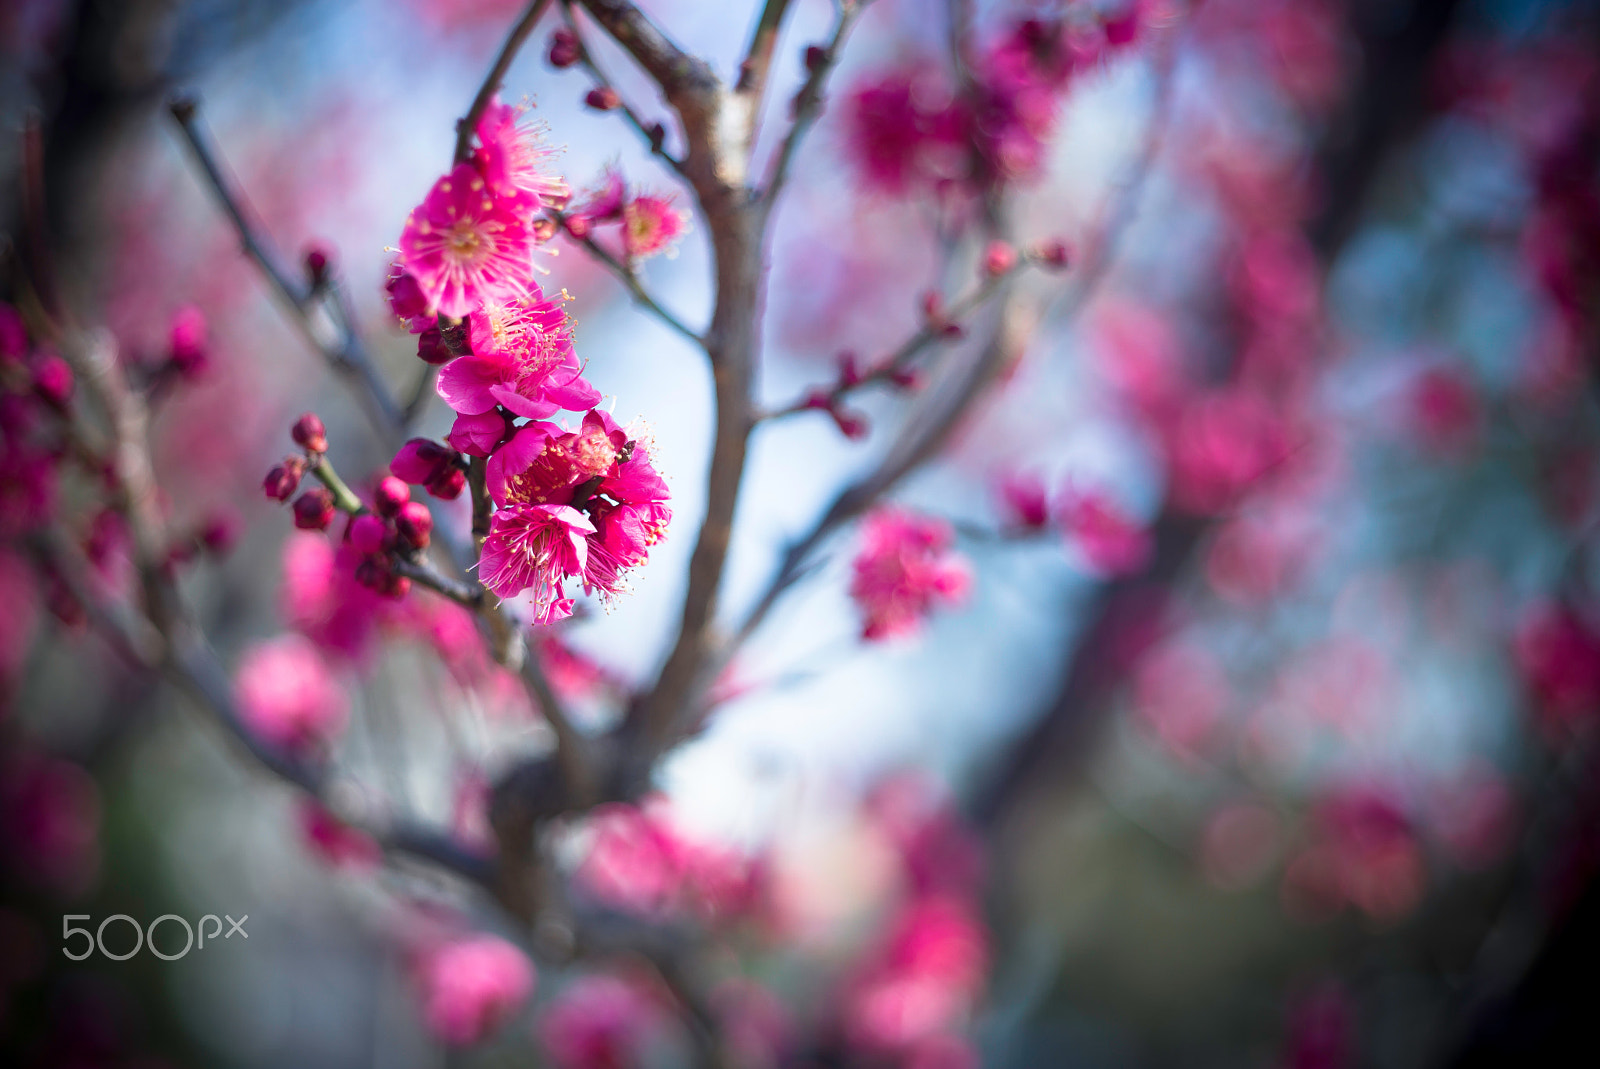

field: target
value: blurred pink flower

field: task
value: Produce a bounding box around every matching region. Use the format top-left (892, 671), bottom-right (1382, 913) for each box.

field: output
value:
top-left (622, 194), bottom-right (689, 260)
top-left (1059, 484), bottom-right (1150, 576)
top-left (0, 754), bottom-right (100, 896)
top-left (235, 634), bottom-right (348, 754)
top-left (297, 800), bottom-right (380, 870)
top-left (844, 896), bottom-right (988, 1056)
top-left (850, 509), bottom-right (971, 641)
top-left (417, 934), bottom-right (535, 1046)
top-left (539, 973), bottom-right (664, 1069)
top-left (1514, 602), bottom-right (1600, 738)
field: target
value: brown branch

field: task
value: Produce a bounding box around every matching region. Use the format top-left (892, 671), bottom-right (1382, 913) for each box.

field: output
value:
top-left (393, 557), bottom-right (487, 609)
top-left (560, 0), bottom-right (686, 173)
top-left (454, 0), bottom-right (556, 164)
top-left (167, 98), bottom-right (404, 447)
top-left (555, 211), bottom-right (704, 345)
top-left (756, 0), bottom-right (868, 215)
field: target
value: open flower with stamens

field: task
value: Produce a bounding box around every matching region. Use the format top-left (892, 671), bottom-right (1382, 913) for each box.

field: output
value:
top-left (398, 163), bottom-right (536, 317)
top-left (583, 418), bottom-right (671, 599)
top-left (479, 503), bottom-right (593, 622)
top-left (622, 194), bottom-right (689, 260)
top-left (473, 97), bottom-right (571, 212)
top-left (850, 509), bottom-right (971, 641)
top-left (436, 290), bottom-right (600, 418)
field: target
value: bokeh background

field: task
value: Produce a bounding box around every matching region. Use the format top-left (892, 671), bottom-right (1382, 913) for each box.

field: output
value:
top-left (4, 0), bottom-right (1600, 1065)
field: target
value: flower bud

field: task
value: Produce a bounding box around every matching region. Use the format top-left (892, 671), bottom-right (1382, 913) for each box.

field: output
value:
top-left (889, 366), bottom-right (923, 390)
top-left (549, 28), bottom-right (580, 68)
top-left (531, 216), bottom-right (559, 243)
top-left (983, 239), bottom-right (1017, 277)
top-left (350, 513), bottom-right (391, 555)
top-left (585, 87), bottom-right (621, 111)
top-left (374, 475), bottom-right (410, 517)
top-left (354, 556), bottom-right (389, 592)
top-left (169, 306), bottom-right (209, 379)
top-left (804, 45), bottom-right (828, 72)
top-left (831, 406), bottom-right (869, 440)
top-left (199, 511), bottom-right (239, 554)
top-left (293, 489), bottom-right (336, 530)
top-left (1034, 240), bottom-right (1071, 270)
top-left (292, 412), bottom-right (328, 454)
top-left (391, 438), bottom-right (455, 483)
top-left (417, 327), bottom-right (453, 365)
top-left (32, 353), bottom-right (74, 407)
top-left (564, 213), bottom-right (593, 239)
top-left (428, 467), bottom-right (468, 500)
top-left (264, 457), bottom-right (306, 501)
top-left (395, 501), bottom-right (433, 550)
top-left (304, 243), bottom-right (332, 289)
top-left (837, 351), bottom-right (861, 387)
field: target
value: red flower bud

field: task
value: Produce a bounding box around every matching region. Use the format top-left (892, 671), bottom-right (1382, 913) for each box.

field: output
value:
top-left (263, 457), bottom-right (306, 501)
top-left (350, 513), bottom-right (391, 555)
top-left (304, 243), bottom-right (332, 289)
top-left (565, 213), bottom-right (593, 239)
top-left (549, 28), bottom-right (580, 68)
top-left (837, 351), bottom-right (861, 387)
top-left (831, 406), bottom-right (869, 440)
top-left (427, 466), bottom-right (467, 500)
top-left (803, 387), bottom-right (833, 410)
top-left (169, 306), bottom-right (208, 379)
top-left (395, 501), bottom-right (433, 550)
top-left (199, 512), bottom-right (239, 554)
top-left (585, 87), bottom-right (621, 111)
top-left (1034, 240), bottom-right (1071, 270)
top-left (889, 366), bottom-right (923, 390)
top-left (32, 353), bottom-right (73, 407)
top-left (292, 489), bottom-right (336, 530)
top-left (417, 327), bottom-right (453, 365)
top-left (374, 476), bottom-right (410, 517)
top-left (983, 239), bottom-right (1017, 277)
top-left (804, 45), bottom-right (828, 72)
top-left (291, 412), bottom-right (328, 454)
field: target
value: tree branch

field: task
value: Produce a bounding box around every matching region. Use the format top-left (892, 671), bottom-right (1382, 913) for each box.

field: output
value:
top-left (560, 0), bottom-right (686, 173)
top-left (555, 211), bottom-right (704, 345)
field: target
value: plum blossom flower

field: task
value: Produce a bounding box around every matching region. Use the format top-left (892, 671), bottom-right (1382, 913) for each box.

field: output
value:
top-left (416, 934), bottom-right (535, 1046)
top-left (297, 800), bottom-right (380, 870)
top-left (844, 896), bottom-right (988, 1056)
top-left (398, 163), bottom-right (536, 317)
top-left (845, 70), bottom-right (965, 193)
top-left (472, 97), bottom-right (570, 211)
top-left (0, 753), bottom-right (101, 895)
top-left (436, 290), bottom-right (598, 419)
top-left (235, 634), bottom-right (348, 753)
top-left (479, 504), bottom-right (593, 621)
top-left (850, 509), bottom-right (971, 640)
top-left (622, 194), bottom-right (688, 260)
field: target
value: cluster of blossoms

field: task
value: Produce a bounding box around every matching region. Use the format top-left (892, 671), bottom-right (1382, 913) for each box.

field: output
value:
top-left (562, 166), bottom-right (689, 262)
top-left (850, 509), bottom-right (972, 641)
top-left (847, 6), bottom-right (1152, 195)
top-left (379, 97), bottom-right (672, 625)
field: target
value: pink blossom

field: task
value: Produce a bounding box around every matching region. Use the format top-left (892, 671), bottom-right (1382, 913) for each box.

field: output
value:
top-left (577, 802), bottom-right (686, 918)
top-left (0, 753), bottom-right (100, 896)
top-left (581, 428), bottom-right (672, 601)
top-left (436, 291), bottom-right (598, 419)
top-left (1282, 784), bottom-right (1424, 922)
top-left (996, 472), bottom-right (1050, 529)
top-left (416, 934), bottom-right (535, 1046)
top-left (622, 194), bottom-right (688, 260)
top-left (538, 973), bottom-right (663, 1069)
top-left (386, 265), bottom-right (436, 332)
top-left (1514, 602), bottom-right (1600, 737)
top-left (1058, 485), bottom-right (1150, 576)
top-left (1132, 640), bottom-right (1230, 760)
top-left (297, 800), bottom-right (380, 870)
top-left (398, 163), bottom-right (536, 318)
top-left (235, 634), bottom-right (348, 753)
top-left (845, 896), bottom-right (988, 1055)
top-left (282, 534), bottom-right (387, 662)
top-left (850, 509), bottom-right (971, 641)
top-left (0, 550), bottom-right (40, 705)
top-left (390, 438), bottom-right (466, 499)
top-left (479, 504), bottom-right (593, 621)
top-left (845, 70), bottom-right (965, 193)
top-left (472, 97), bottom-right (570, 211)
top-left (1406, 365), bottom-right (1479, 454)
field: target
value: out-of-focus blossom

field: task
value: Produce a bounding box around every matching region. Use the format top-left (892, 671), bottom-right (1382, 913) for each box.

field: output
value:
top-left (576, 800), bottom-right (766, 924)
top-left (1514, 602), bottom-right (1600, 739)
top-left (0, 753), bottom-right (100, 896)
top-left (713, 978), bottom-right (792, 1069)
top-left (844, 70), bottom-right (965, 194)
top-left (1279, 980), bottom-right (1354, 1069)
top-left (398, 163), bottom-right (535, 317)
top-left (1283, 784), bottom-right (1424, 922)
top-left (1132, 640), bottom-right (1230, 760)
top-left (539, 972), bottom-right (664, 1069)
top-left (850, 509), bottom-right (971, 641)
top-left (1405, 365), bottom-right (1479, 454)
top-left (1424, 762), bottom-right (1518, 871)
top-left (297, 799), bottom-right (380, 871)
top-left (843, 896), bottom-right (988, 1056)
top-left (235, 634), bottom-right (348, 754)
top-left (622, 194), bottom-right (689, 260)
top-left (1059, 484), bottom-right (1150, 576)
top-left (0, 550), bottom-right (40, 704)
top-left (997, 471), bottom-right (1050, 530)
top-left (416, 934), bottom-right (535, 1046)
top-left (1201, 801), bottom-right (1283, 890)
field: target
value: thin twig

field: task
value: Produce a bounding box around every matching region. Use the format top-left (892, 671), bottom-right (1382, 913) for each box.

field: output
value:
top-left (760, 261), bottom-right (1026, 421)
top-left (455, 0), bottom-right (556, 164)
top-left (167, 98), bottom-right (404, 445)
top-left (555, 211), bottom-right (704, 345)
top-left (560, 0), bottom-right (686, 173)
top-left (394, 557), bottom-right (487, 609)
top-left (756, 0), bottom-right (869, 217)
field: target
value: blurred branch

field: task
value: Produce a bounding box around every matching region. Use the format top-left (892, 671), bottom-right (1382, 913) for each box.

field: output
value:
top-left (729, 0), bottom-right (795, 168)
top-left (454, 0), bottom-right (555, 164)
top-left (167, 97), bottom-right (404, 448)
top-left (755, 0), bottom-right (869, 216)
top-left (554, 209), bottom-right (704, 345)
top-left (560, 0), bottom-right (686, 173)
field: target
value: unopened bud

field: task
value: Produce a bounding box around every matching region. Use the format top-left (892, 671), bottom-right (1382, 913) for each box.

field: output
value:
top-left (263, 457), bottom-right (306, 501)
top-left (374, 475), bottom-right (410, 517)
top-left (350, 513), bottom-right (391, 555)
top-left (304, 243), bottom-right (332, 289)
top-left (292, 412), bottom-right (328, 454)
top-left (831, 406), bottom-right (869, 440)
top-left (549, 28), bottom-right (580, 68)
top-left (983, 239), bottom-right (1017, 277)
top-left (1034, 240), bottom-right (1071, 270)
top-left (32, 353), bottom-right (74, 407)
top-left (395, 501), bottom-right (433, 550)
top-left (417, 327), bottom-right (453, 365)
top-left (585, 87), bottom-right (621, 111)
top-left (565, 214), bottom-right (592, 239)
top-left (427, 466), bottom-right (467, 500)
top-left (837, 351), bottom-right (861, 387)
top-left (804, 45), bottom-right (828, 72)
top-left (199, 512), bottom-right (239, 554)
top-left (293, 488), bottom-right (336, 530)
